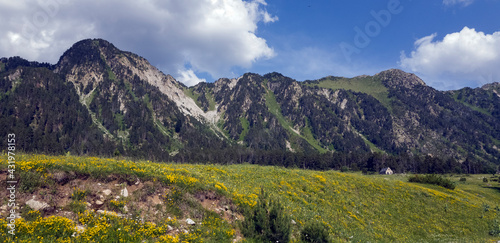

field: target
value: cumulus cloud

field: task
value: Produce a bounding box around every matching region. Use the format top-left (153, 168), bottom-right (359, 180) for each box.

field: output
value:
top-left (400, 27), bottom-right (500, 89)
top-left (443, 0), bottom-right (475, 7)
top-left (177, 69), bottom-right (207, 87)
top-left (0, 0), bottom-right (277, 86)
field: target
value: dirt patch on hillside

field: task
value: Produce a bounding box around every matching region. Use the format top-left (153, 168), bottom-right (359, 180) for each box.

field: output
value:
top-left (0, 169), bottom-right (241, 232)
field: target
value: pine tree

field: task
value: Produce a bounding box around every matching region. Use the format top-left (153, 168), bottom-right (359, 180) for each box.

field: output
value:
top-left (242, 188), bottom-right (291, 242)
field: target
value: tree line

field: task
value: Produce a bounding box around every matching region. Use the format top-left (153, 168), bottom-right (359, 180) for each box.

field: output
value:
top-left (173, 148), bottom-right (499, 174)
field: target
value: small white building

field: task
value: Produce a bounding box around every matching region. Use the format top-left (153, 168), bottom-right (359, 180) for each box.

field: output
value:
top-left (379, 167), bottom-right (393, 175)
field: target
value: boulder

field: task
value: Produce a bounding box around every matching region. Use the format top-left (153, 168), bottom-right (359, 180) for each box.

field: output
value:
top-left (102, 189), bottom-right (112, 196)
top-left (26, 198), bottom-right (50, 211)
top-left (120, 188), bottom-right (129, 198)
top-left (186, 218), bottom-right (195, 225)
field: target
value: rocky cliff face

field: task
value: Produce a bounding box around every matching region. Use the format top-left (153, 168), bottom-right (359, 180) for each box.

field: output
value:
top-left (1, 38), bottom-right (500, 165)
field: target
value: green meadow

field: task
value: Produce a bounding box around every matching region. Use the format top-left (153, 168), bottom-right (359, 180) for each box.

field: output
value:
top-left (1, 154), bottom-right (499, 242)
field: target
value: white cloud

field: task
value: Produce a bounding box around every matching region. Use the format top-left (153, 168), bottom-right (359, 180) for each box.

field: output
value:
top-left (0, 0), bottom-right (277, 86)
top-left (177, 69), bottom-right (207, 87)
top-left (400, 27), bottom-right (500, 90)
top-left (443, 0), bottom-right (474, 6)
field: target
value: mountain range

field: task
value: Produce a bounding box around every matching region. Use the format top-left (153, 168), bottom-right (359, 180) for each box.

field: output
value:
top-left (1, 39), bottom-right (499, 172)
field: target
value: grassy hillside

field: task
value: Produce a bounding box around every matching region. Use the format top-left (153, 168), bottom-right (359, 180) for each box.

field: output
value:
top-left (306, 76), bottom-right (391, 109)
top-left (1, 154), bottom-right (500, 242)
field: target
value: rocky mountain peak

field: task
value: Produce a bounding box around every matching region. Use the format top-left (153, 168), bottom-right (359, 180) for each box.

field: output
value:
top-left (481, 82), bottom-right (500, 90)
top-left (214, 77), bottom-right (240, 91)
top-left (375, 69), bottom-right (426, 89)
top-left (481, 82), bottom-right (500, 97)
top-left (56, 39), bottom-right (116, 66)
top-left (67, 38), bottom-right (117, 53)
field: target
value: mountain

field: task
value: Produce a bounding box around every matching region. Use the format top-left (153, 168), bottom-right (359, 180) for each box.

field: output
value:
top-left (1, 39), bottom-right (499, 172)
top-left (1, 40), bottom-right (228, 161)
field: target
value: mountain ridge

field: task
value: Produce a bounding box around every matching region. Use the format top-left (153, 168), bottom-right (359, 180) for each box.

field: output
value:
top-left (1, 38), bottom-right (499, 173)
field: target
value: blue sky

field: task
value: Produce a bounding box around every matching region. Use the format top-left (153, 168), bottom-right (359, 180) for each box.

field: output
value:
top-left (1, 0), bottom-right (499, 90)
top-left (248, 0), bottom-right (500, 90)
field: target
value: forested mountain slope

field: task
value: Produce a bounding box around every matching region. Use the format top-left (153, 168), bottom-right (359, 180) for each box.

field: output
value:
top-left (1, 39), bottom-right (499, 172)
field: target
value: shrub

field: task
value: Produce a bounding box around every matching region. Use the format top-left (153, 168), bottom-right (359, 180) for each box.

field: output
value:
top-left (490, 219), bottom-right (500, 236)
top-left (483, 204), bottom-right (491, 212)
top-left (108, 199), bottom-right (127, 213)
top-left (483, 177), bottom-right (488, 183)
top-left (340, 166), bottom-right (349, 173)
top-left (459, 177), bottom-right (467, 182)
top-left (164, 186), bottom-right (184, 217)
top-left (408, 174), bottom-right (455, 190)
top-left (362, 168), bottom-right (368, 175)
top-left (68, 201), bottom-right (87, 214)
top-left (30, 216), bottom-right (76, 239)
top-left (71, 188), bottom-right (88, 201)
top-left (242, 188), bottom-right (291, 243)
top-left (18, 171), bottom-right (44, 193)
top-left (22, 210), bottom-right (41, 221)
top-left (301, 221), bottom-right (331, 243)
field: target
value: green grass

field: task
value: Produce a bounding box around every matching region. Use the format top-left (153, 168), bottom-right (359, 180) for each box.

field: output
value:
top-left (184, 88), bottom-right (202, 107)
top-left (306, 76), bottom-right (392, 109)
top-left (361, 135), bottom-right (383, 153)
top-left (107, 68), bottom-right (116, 81)
top-left (348, 124), bottom-right (384, 153)
top-left (216, 111), bottom-right (232, 139)
top-left (2, 154), bottom-right (500, 242)
top-left (205, 91), bottom-right (216, 111)
top-left (450, 174), bottom-right (500, 203)
top-left (80, 89), bottom-right (115, 140)
top-left (184, 88), bottom-right (217, 111)
top-left (88, 109), bottom-right (113, 139)
top-left (462, 101), bottom-right (490, 115)
top-left (81, 88), bottom-right (97, 107)
top-left (238, 116), bottom-right (250, 142)
top-left (451, 92), bottom-right (491, 116)
top-left (365, 142), bottom-right (383, 154)
top-left (301, 118), bottom-right (328, 153)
